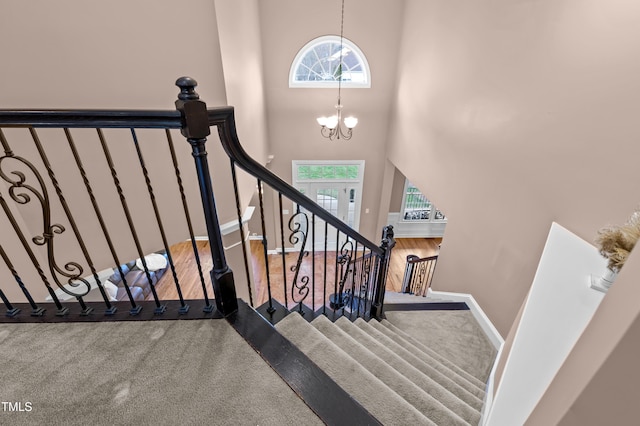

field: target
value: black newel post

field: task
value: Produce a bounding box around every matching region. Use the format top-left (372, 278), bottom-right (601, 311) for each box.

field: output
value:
top-left (175, 77), bottom-right (238, 315)
top-left (370, 225), bottom-right (395, 320)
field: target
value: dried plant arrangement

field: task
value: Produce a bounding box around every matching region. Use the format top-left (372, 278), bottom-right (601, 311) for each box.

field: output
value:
top-left (595, 208), bottom-right (640, 272)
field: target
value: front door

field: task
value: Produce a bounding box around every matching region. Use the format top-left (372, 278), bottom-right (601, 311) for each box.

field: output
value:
top-left (292, 161), bottom-right (364, 251)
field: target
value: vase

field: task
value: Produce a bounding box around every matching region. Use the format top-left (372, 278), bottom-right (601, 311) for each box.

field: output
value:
top-left (590, 268), bottom-right (618, 293)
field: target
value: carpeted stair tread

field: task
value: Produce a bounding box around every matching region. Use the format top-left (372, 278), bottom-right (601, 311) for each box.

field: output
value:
top-left (360, 319), bottom-right (486, 398)
top-left (311, 315), bottom-right (471, 426)
top-left (354, 318), bottom-right (486, 402)
top-left (335, 317), bottom-right (482, 424)
top-left (383, 311), bottom-right (496, 382)
top-left (378, 319), bottom-right (487, 389)
top-left (275, 312), bottom-right (434, 426)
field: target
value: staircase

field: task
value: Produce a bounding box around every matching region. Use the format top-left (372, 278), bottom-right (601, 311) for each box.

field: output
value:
top-left (0, 78), bottom-right (497, 424)
top-left (271, 296), bottom-right (494, 426)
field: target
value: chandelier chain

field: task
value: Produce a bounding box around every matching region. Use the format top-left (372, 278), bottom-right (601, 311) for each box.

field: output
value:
top-left (317, 0), bottom-right (357, 140)
top-left (338, 0), bottom-right (345, 107)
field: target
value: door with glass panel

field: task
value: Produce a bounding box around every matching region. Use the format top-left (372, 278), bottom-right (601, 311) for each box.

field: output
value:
top-left (292, 161), bottom-right (363, 251)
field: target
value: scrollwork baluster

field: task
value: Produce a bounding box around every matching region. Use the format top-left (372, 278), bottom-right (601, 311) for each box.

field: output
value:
top-left (329, 238), bottom-right (353, 311)
top-left (360, 253), bottom-right (373, 315)
top-left (29, 128), bottom-right (94, 315)
top-left (288, 208), bottom-right (310, 314)
top-left (0, 193), bottom-right (66, 315)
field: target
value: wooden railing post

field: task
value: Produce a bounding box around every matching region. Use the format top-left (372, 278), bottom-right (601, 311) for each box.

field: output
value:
top-left (175, 77), bottom-right (238, 315)
top-left (370, 225), bottom-right (395, 320)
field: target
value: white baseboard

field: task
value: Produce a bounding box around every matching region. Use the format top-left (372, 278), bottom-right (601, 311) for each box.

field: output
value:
top-left (428, 288), bottom-right (504, 426)
top-left (246, 235), bottom-right (297, 255)
top-left (267, 247), bottom-right (298, 255)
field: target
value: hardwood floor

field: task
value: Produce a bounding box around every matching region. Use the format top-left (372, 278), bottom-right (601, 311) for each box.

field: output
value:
top-left (387, 237), bottom-right (441, 293)
top-left (149, 240), bottom-right (214, 302)
top-left (151, 237), bottom-right (441, 309)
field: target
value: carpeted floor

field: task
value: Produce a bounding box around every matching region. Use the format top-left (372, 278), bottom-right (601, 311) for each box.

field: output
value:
top-left (384, 310), bottom-right (497, 382)
top-left (0, 319), bottom-right (323, 425)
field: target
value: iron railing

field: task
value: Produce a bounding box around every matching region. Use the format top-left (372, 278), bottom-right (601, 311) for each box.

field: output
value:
top-left (401, 254), bottom-right (438, 297)
top-left (210, 88), bottom-right (394, 321)
top-left (0, 77), bottom-right (394, 322)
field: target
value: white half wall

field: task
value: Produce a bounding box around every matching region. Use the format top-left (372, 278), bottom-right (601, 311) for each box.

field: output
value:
top-left (485, 223), bottom-right (607, 426)
top-left (387, 212), bottom-right (447, 238)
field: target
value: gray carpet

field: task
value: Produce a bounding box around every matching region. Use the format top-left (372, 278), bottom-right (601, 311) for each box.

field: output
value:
top-left (0, 319), bottom-right (323, 425)
top-left (276, 309), bottom-right (496, 425)
top-left (276, 312), bottom-right (434, 426)
top-left (384, 310), bottom-right (497, 382)
top-left (367, 319), bottom-right (486, 393)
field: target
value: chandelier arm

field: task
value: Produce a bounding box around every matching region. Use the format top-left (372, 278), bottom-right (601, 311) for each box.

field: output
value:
top-left (320, 126), bottom-right (333, 139)
top-left (338, 126), bottom-right (352, 140)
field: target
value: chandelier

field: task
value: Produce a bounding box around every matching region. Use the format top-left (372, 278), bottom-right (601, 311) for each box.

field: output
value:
top-left (316, 0), bottom-right (358, 140)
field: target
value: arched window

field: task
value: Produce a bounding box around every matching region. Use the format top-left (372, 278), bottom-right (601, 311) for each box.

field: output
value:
top-left (289, 35), bottom-right (371, 88)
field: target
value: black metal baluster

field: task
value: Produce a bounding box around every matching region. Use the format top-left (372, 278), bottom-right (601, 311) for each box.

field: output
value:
top-left (0, 244), bottom-right (43, 316)
top-left (340, 239), bottom-right (354, 317)
top-left (345, 241), bottom-right (355, 319)
top-left (278, 193), bottom-right (288, 309)
top-left (131, 129), bottom-right (187, 314)
top-left (64, 129), bottom-right (117, 315)
top-left (229, 158), bottom-right (253, 307)
top-left (0, 245), bottom-right (26, 318)
top-left (0, 288), bottom-right (19, 317)
top-left (323, 221), bottom-right (328, 315)
top-left (95, 129), bottom-right (141, 315)
top-left (358, 247), bottom-right (368, 318)
top-left (257, 179), bottom-right (275, 313)
top-left (176, 77), bottom-right (237, 316)
top-left (166, 129), bottom-right (212, 312)
top-left (332, 228), bottom-right (340, 314)
top-left (352, 241), bottom-right (361, 319)
top-left (97, 129), bottom-right (165, 314)
top-left (361, 252), bottom-right (373, 317)
top-left (311, 213), bottom-right (315, 313)
top-left (0, 194), bottom-right (66, 315)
